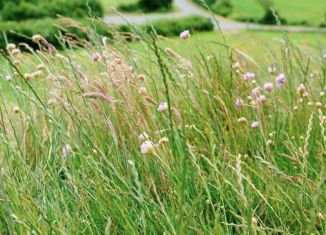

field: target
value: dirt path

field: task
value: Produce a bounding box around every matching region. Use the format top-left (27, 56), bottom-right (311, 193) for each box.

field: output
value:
top-left (103, 0), bottom-right (326, 33)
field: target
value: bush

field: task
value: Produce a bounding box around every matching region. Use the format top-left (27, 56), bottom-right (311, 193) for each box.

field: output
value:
top-left (145, 16), bottom-right (214, 36)
top-left (0, 0), bottom-right (103, 21)
top-left (211, 0), bottom-right (233, 17)
top-left (193, 0), bottom-right (233, 16)
top-left (139, 0), bottom-right (173, 12)
top-left (0, 18), bottom-right (111, 49)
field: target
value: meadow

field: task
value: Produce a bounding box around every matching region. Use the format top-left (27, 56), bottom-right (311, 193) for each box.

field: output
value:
top-left (0, 23), bottom-right (325, 234)
top-left (229, 0), bottom-right (326, 26)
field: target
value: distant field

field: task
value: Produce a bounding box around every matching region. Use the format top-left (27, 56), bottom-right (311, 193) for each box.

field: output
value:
top-left (229, 0), bottom-right (326, 26)
top-left (100, 0), bottom-right (137, 13)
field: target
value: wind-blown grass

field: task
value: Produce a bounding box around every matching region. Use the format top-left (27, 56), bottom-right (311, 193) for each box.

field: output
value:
top-left (0, 25), bottom-right (325, 234)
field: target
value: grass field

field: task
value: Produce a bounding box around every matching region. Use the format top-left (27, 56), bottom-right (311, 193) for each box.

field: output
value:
top-left (100, 0), bottom-right (137, 13)
top-left (0, 27), bottom-right (325, 233)
top-left (229, 0), bottom-right (326, 26)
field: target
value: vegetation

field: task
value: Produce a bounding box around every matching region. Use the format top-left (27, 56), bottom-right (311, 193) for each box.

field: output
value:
top-left (0, 0), bottom-right (103, 21)
top-left (0, 24), bottom-right (325, 233)
top-left (228, 0), bottom-right (326, 26)
top-left (118, 0), bottom-right (173, 13)
top-left (193, 0), bottom-right (234, 17)
top-left (0, 16), bottom-right (213, 49)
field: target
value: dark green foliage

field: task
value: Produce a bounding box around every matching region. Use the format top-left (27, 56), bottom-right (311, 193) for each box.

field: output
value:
top-left (139, 0), bottom-right (173, 12)
top-left (193, 0), bottom-right (233, 16)
top-left (0, 18), bottom-right (111, 49)
top-left (0, 0), bottom-right (103, 21)
top-left (145, 15), bottom-right (214, 36)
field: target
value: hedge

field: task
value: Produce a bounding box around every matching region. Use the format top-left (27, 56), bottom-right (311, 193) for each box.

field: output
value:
top-left (0, 16), bottom-right (214, 49)
top-left (0, 0), bottom-right (103, 21)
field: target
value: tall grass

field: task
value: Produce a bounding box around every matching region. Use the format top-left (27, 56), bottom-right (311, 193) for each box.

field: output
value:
top-left (0, 23), bottom-right (325, 234)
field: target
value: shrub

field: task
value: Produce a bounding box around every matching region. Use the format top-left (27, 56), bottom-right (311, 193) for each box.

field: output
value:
top-left (139, 0), bottom-right (173, 12)
top-left (193, 0), bottom-right (233, 16)
top-left (0, 0), bottom-right (103, 21)
top-left (145, 16), bottom-right (214, 36)
top-left (0, 18), bottom-right (111, 49)
top-left (211, 0), bottom-right (233, 17)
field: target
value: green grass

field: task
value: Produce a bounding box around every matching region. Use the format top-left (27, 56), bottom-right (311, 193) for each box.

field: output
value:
top-left (229, 0), bottom-right (326, 26)
top-left (100, 0), bottom-right (137, 13)
top-left (0, 28), bottom-right (325, 234)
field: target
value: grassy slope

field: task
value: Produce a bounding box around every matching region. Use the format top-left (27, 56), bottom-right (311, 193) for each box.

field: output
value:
top-left (0, 30), bottom-right (325, 233)
top-left (229, 0), bottom-right (326, 26)
top-left (100, 0), bottom-right (137, 13)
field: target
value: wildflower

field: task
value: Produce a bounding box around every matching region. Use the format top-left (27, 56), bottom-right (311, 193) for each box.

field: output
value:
top-left (297, 84), bottom-right (305, 94)
top-left (11, 48), bottom-right (21, 56)
top-left (308, 101), bottom-right (313, 106)
top-left (242, 72), bottom-right (255, 81)
top-left (293, 106), bottom-right (298, 110)
top-left (6, 43), bottom-right (16, 52)
top-left (180, 30), bottom-right (190, 40)
top-left (137, 74), bottom-right (146, 81)
top-left (138, 87), bottom-right (147, 95)
top-left (235, 98), bottom-right (243, 108)
top-left (13, 106), bottom-right (20, 113)
top-left (13, 60), bottom-right (21, 67)
top-left (302, 92), bottom-right (309, 98)
top-left (317, 212), bottom-right (325, 220)
top-left (138, 132), bottom-right (149, 141)
top-left (62, 144), bottom-right (72, 158)
top-left (32, 34), bottom-right (43, 42)
top-left (37, 64), bottom-right (45, 70)
top-left (276, 73), bottom-right (286, 86)
top-left (257, 95), bottom-right (266, 104)
top-left (268, 65), bottom-right (277, 75)
top-left (24, 73), bottom-right (33, 81)
top-left (32, 70), bottom-right (43, 78)
top-left (237, 117), bottom-right (247, 124)
top-left (251, 87), bottom-right (260, 97)
top-left (140, 140), bottom-right (155, 155)
top-left (232, 62), bottom-right (240, 69)
top-left (158, 102), bottom-right (168, 113)
top-left (92, 52), bottom-right (102, 62)
top-left (264, 82), bottom-right (274, 92)
top-left (315, 102), bottom-right (323, 109)
top-left (320, 91), bottom-right (325, 97)
top-left (102, 36), bottom-right (108, 45)
top-left (158, 137), bottom-right (169, 145)
top-left (251, 121), bottom-right (259, 129)
top-left (5, 75), bottom-right (12, 82)
top-left (252, 217), bottom-right (258, 226)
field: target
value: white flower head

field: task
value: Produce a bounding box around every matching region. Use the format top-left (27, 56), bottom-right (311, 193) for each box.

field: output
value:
top-left (62, 144), bottom-right (72, 158)
top-left (158, 102), bottom-right (168, 113)
top-left (141, 141), bottom-right (155, 155)
top-left (180, 30), bottom-right (190, 40)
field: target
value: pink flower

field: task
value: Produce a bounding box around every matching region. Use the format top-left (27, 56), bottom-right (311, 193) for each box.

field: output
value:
top-left (141, 141), bottom-right (155, 155)
top-left (251, 121), bottom-right (259, 129)
top-left (276, 73), bottom-right (286, 86)
top-left (235, 98), bottom-right (243, 108)
top-left (251, 87), bottom-right (260, 97)
top-left (158, 102), bottom-right (168, 112)
top-left (297, 84), bottom-right (305, 93)
top-left (92, 52), bottom-right (102, 62)
top-left (180, 30), bottom-right (190, 40)
top-left (263, 82), bottom-right (273, 92)
top-left (257, 95), bottom-right (266, 104)
top-left (243, 72), bottom-right (255, 81)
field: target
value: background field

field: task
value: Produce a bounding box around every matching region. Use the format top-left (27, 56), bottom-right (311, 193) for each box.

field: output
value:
top-left (227, 0), bottom-right (326, 26)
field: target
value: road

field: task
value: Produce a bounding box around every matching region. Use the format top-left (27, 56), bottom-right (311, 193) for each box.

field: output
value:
top-left (103, 0), bottom-right (326, 33)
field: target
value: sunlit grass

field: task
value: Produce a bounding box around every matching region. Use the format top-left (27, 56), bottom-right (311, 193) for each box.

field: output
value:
top-left (0, 26), bottom-right (325, 234)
